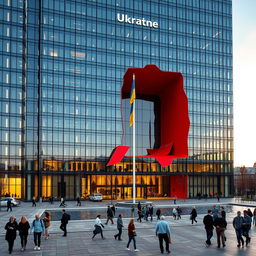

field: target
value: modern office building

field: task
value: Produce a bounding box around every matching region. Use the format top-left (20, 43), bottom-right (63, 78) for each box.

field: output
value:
top-left (0, 0), bottom-right (233, 200)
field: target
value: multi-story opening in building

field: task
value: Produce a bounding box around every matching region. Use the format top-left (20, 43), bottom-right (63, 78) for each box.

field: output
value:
top-left (0, 0), bottom-right (233, 200)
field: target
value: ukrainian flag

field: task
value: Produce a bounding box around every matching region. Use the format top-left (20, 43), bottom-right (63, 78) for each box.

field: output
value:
top-left (129, 76), bottom-right (136, 126)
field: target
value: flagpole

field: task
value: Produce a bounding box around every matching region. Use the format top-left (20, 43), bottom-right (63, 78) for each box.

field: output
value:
top-left (132, 74), bottom-right (136, 204)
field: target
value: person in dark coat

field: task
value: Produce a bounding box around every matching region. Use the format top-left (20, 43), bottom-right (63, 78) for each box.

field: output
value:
top-left (243, 210), bottom-right (252, 246)
top-left (60, 209), bottom-right (69, 236)
top-left (111, 205), bottom-right (116, 216)
top-left (137, 207), bottom-right (143, 222)
top-left (203, 210), bottom-right (214, 246)
top-left (221, 206), bottom-right (226, 220)
top-left (105, 205), bottom-right (114, 224)
top-left (76, 196), bottom-right (81, 206)
top-left (156, 208), bottom-right (161, 220)
top-left (18, 216), bottom-right (30, 251)
top-left (7, 199), bottom-right (12, 212)
top-left (233, 211), bottom-right (245, 247)
top-left (177, 206), bottom-right (182, 220)
top-left (213, 212), bottom-right (227, 248)
top-left (126, 219), bottom-right (139, 251)
top-left (114, 214), bottom-right (124, 240)
top-left (32, 196), bottom-right (36, 207)
top-left (247, 208), bottom-right (253, 218)
top-left (137, 202), bottom-right (142, 211)
top-left (148, 204), bottom-right (154, 221)
top-left (190, 206), bottom-right (197, 224)
top-left (5, 216), bottom-right (19, 254)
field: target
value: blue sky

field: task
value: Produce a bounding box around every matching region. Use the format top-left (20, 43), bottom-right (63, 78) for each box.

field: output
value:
top-left (233, 0), bottom-right (256, 166)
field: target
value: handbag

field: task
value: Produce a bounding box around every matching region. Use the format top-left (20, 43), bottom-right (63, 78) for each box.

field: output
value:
top-left (168, 234), bottom-right (172, 244)
top-left (133, 231), bottom-right (137, 236)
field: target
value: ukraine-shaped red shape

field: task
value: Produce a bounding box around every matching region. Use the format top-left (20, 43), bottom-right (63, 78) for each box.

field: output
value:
top-left (107, 65), bottom-right (190, 167)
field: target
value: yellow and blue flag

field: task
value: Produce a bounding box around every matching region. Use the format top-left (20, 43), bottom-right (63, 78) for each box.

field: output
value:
top-left (129, 75), bottom-right (136, 126)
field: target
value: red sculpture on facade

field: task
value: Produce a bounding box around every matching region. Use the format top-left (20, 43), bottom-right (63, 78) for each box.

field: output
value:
top-left (107, 65), bottom-right (190, 167)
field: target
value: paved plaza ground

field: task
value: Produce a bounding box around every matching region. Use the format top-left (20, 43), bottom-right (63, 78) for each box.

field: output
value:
top-left (0, 198), bottom-right (255, 255)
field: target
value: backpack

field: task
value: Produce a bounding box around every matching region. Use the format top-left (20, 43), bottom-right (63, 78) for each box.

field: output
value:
top-left (32, 219), bottom-right (44, 230)
top-left (66, 213), bottom-right (71, 221)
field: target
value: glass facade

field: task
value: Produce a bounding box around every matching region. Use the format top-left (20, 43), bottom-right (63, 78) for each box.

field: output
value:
top-left (0, 0), bottom-right (233, 200)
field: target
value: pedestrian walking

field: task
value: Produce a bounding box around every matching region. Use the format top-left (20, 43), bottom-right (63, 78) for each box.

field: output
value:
top-left (172, 207), bottom-right (177, 220)
top-left (60, 209), bottom-right (70, 236)
top-left (131, 206), bottom-right (135, 217)
top-left (105, 205), bottom-right (114, 224)
top-left (7, 198), bottom-right (12, 212)
top-left (213, 212), bottom-right (227, 248)
top-left (111, 204), bottom-right (116, 216)
top-left (173, 195), bottom-right (177, 205)
top-left (156, 208), bottom-right (161, 220)
top-left (212, 205), bottom-right (218, 221)
top-left (242, 210), bottom-right (251, 246)
top-left (172, 208), bottom-right (177, 220)
top-left (5, 216), bottom-right (18, 254)
top-left (203, 210), bottom-right (214, 246)
top-left (233, 211), bottom-right (245, 248)
top-left (114, 214), bottom-right (124, 240)
top-left (148, 204), bottom-right (154, 221)
top-left (137, 207), bottom-right (143, 222)
top-left (39, 197), bottom-right (42, 206)
top-left (190, 206), bottom-right (197, 224)
top-left (18, 216), bottom-right (30, 251)
top-left (59, 197), bottom-right (66, 207)
top-left (32, 196), bottom-right (36, 207)
top-left (76, 196), bottom-right (81, 206)
top-left (253, 208), bottom-right (256, 226)
top-left (143, 206), bottom-right (148, 221)
top-left (155, 216), bottom-right (171, 254)
top-left (43, 211), bottom-right (51, 239)
top-left (30, 215), bottom-right (45, 251)
top-left (92, 215), bottom-right (105, 239)
top-left (247, 208), bottom-right (253, 219)
top-left (220, 206), bottom-right (227, 241)
top-left (126, 219), bottom-right (139, 251)
top-left (176, 206), bottom-right (182, 220)
top-left (221, 206), bottom-right (226, 220)
top-left (137, 202), bottom-right (141, 211)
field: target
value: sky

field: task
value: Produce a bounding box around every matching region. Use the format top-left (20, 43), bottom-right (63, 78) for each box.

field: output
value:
top-left (233, 0), bottom-right (256, 167)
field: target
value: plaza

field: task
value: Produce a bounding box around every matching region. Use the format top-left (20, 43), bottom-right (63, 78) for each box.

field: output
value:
top-left (0, 198), bottom-right (255, 255)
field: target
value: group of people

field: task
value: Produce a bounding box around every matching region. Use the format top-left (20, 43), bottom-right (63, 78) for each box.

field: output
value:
top-left (4, 200), bottom-right (256, 254)
top-left (136, 202), bottom-right (154, 222)
top-left (172, 206), bottom-right (182, 220)
top-left (4, 209), bottom-right (71, 254)
top-left (92, 209), bottom-right (171, 253)
top-left (203, 206), bottom-right (255, 249)
top-left (4, 211), bottom-right (51, 254)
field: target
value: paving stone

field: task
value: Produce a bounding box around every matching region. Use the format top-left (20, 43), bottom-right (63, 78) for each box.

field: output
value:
top-left (0, 199), bottom-right (256, 255)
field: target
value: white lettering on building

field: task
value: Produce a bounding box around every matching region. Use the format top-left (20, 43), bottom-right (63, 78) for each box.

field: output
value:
top-left (117, 13), bottom-right (159, 29)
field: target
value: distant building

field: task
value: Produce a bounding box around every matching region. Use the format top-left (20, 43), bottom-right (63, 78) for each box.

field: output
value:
top-left (234, 166), bottom-right (256, 196)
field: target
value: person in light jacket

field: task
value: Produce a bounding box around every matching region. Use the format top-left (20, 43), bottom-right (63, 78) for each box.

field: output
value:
top-left (114, 214), bottom-right (124, 240)
top-left (92, 215), bottom-right (105, 239)
top-left (30, 215), bottom-right (45, 251)
top-left (156, 216), bottom-right (171, 254)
